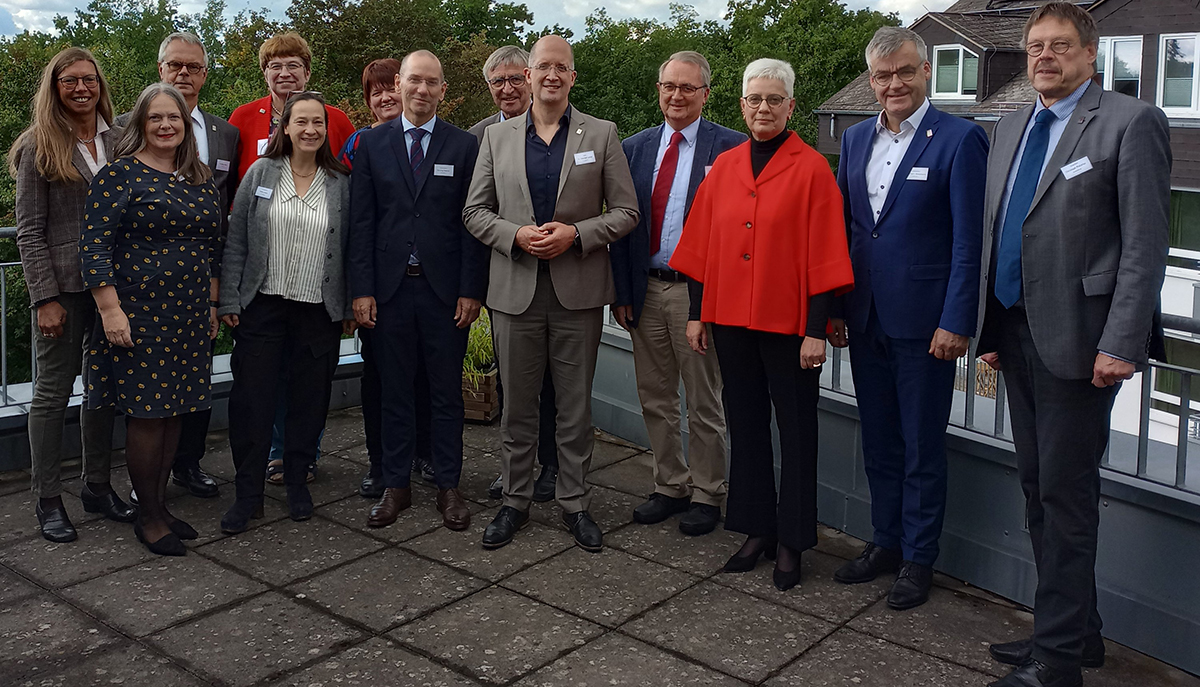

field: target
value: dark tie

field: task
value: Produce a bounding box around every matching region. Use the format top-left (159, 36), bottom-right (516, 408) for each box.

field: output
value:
top-left (650, 131), bottom-right (685, 256)
top-left (995, 109), bottom-right (1056, 308)
top-left (408, 128), bottom-right (427, 174)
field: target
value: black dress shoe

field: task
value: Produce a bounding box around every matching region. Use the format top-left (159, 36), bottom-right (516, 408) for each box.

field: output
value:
top-left (287, 485), bottom-right (314, 521)
top-left (487, 474), bottom-right (504, 500)
top-left (532, 466), bottom-right (558, 503)
top-left (172, 467), bottom-right (220, 498)
top-left (988, 660), bottom-right (1082, 687)
top-left (134, 521), bottom-right (186, 556)
top-left (990, 637), bottom-right (1105, 669)
top-left (562, 510), bottom-right (603, 552)
top-left (80, 484), bottom-right (138, 523)
top-left (678, 503), bottom-right (720, 536)
top-left (360, 472), bottom-right (385, 499)
top-left (773, 564), bottom-right (802, 591)
top-left (129, 488), bottom-right (138, 506)
top-left (482, 505), bottom-right (529, 549)
top-left (168, 519), bottom-right (199, 540)
top-left (413, 456), bottom-right (436, 483)
top-left (221, 498), bottom-right (265, 534)
top-left (834, 542), bottom-right (902, 584)
top-left (722, 537), bottom-right (777, 573)
top-left (632, 493), bottom-right (690, 524)
top-left (887, 561), bottom-right (933, 610)
top-left (35, 502), bottom-right (77, 543)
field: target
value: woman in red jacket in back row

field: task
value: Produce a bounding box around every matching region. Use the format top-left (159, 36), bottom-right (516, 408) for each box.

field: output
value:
top-left (670, 57), bottom-right (854, 593)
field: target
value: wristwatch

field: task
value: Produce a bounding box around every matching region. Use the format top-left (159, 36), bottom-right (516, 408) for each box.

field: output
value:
top-left (572, 227), bottom-right (582, 250)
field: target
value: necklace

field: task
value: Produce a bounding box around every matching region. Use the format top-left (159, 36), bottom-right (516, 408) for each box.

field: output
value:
top-left (78, 135), bottom-right (96, 145)
top-left (291, 165), bottom-right (317, 178)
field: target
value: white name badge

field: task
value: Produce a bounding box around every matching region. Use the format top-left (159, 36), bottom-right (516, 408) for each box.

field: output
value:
top-left (433, 164), bottom-right (454, 177)
top-left (574, 150), bottom-right (596, 165)
top-left (256, 138), bottom-right (269, 155)
top-left (705, 165), bottom-right (713, 177)
top-left (907, 167), bottom-right (929, 181)
top-left (1061, 156), bottom-right (1093, 180)
top-left (215, 159), bottom-right (231, 172)
top-left (254, 186), bottom-right (273, 199)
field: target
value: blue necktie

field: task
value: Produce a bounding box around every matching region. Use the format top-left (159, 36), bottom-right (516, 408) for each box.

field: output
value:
top-left (995, 109), bottom-right (1056, 308)
top-left (407, 128), bottom-right (427, 265)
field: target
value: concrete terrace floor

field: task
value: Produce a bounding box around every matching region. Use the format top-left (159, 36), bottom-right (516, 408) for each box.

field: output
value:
top-left (0, 408), bottom-right (1198, 687)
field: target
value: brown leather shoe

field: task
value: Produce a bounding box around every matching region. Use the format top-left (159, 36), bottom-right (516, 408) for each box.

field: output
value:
top-left (368, 487), bottom-right (411, 527)
top-left (436, 488), bottom-right (471, 531)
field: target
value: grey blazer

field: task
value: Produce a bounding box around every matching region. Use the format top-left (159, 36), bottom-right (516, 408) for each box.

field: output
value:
top-left (218, 157), bottom-right (351, 322)
top-left (14, 127), bottom-right (120, 303)
top-left (976, 82), bottom-right (1171, 379)
top-left (468, 112), bottom-right (503, 142)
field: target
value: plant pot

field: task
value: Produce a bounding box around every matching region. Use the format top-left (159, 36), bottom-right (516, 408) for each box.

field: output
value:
top-left (462, 367), bottom-right (499, 423)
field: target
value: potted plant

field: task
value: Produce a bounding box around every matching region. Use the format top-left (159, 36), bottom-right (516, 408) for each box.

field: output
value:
top-left (462, 307), bottom-right (499, 422)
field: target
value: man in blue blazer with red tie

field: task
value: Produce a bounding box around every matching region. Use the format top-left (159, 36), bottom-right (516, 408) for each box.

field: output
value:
top-left (349, 50), bottom-right (489, 532)
top-left (831, 27), bottom-right (988, 610)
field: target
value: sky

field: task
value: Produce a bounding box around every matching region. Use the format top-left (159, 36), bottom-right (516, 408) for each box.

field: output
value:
top-left (0, 0), bottom-right (956, 38)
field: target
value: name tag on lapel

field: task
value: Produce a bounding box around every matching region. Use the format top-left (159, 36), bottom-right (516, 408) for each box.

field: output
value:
top-left (433, 164), bottom-right (454, 177)
top-left (254, 186), bottom-right (273, 199)
top-left (215, 159), bottom-right (231, 172)
top-left (1061, 156), bottom-right (1093, 180)
top-left (705, 165), bottom-right (713, 177)
top-left (574, 151), bottom-right (596, 165)
top-left (256, 138), bottom-right (269, 155)
top-left (907, 167), bottom-right (929, 181)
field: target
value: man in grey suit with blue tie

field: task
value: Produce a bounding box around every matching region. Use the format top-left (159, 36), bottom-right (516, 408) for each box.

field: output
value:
top-left (611, 51), bottom-right (745, 536)
top-left (976, 5), bottom-right (1170, 686)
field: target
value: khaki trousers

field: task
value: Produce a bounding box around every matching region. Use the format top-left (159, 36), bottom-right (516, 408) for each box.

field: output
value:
top-left (630, 278), bottom-right (728, 506)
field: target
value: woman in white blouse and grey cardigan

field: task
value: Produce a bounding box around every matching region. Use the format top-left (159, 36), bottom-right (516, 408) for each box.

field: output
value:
top-left (217, 92), bottom-right (355, 533)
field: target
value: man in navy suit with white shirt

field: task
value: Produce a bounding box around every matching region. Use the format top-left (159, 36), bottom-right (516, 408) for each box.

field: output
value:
top-left (831, 27), bottom-right (988, 610)
top-left (611, 51), bottom-right (745, 536)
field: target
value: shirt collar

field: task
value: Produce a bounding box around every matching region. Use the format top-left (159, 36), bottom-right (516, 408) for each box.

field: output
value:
top-left (662, 117), bottom-right (702, 148)
top-left (95, 115), bottom-right (110, 135)
top-left (526, 105), bottom-right (572, 134)
top-left (874, 98), bottom-right (930, 136)
top-left (401, 113), bottom-right (437, 136)
top-left (278, 162), bottom-right (326, 204)
top-left (1034, 79), bottom-right (1091, 122)
top-left (190, 106), bottom-right (204, 126)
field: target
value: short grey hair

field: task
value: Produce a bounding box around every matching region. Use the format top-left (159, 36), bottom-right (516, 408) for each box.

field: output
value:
top-left (864, 26), bottom-right (927, 68)
top-left (659, 51), bottom-right (712, 88)
top-left (483, 45), bottom-right (530, 80)
top-left (157, 32), bottom-right (208, 68)
top-left (742, 58), bottom-right (795, 98)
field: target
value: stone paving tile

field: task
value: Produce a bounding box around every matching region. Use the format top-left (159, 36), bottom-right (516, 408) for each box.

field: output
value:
top-left (460, 448), bottom-right (503, 505)
top-left (848, 586), bottom-right (1034, 678)
top-left (462, 421), bottom-right (502, 453)
top-left (320, 408), bottom-right (370, 454)
top-left (590, 438), bottom-right (645, 469)
top-left (766, 628), bottom-right (992, 686)
top-left (515, 632), bottom-right (745, 687)
top-left (260, 455), bottom-right (365, 508)
top-left (13, 641), bottom-right (207, 686)
top-left (149, 590), bottom-right (363, 687)
top-left (0, 517), bottom-right (152, 588)
top-left (606, 518), bottom-right (747, 576)
top-left (62, 554), bottom-right (267, 637)
top-left (60, 464), bottom-right (188, 502)
top-left (336, 443), bottom-right (372, 467)
top-left (198, 517), bottom-right (385, 586)
top-left (192, 439), bottom-right (237, 483)
top-left (711, 549), bottom-right (891, 624)
top-left (1089, 641), bottom-right (1200, 687)
top-left (319, 493), bottom-right (450, 543)
top-left (503, 547), bottom-right (697, 628)
top-left (623, 581), bottom-right (836, 683)
top-left (527, 485), bottom-right (642, 535)
top-left (0, 593), bottom-right (123, 684)
top-left (0, 565), bottom-right (40, 605)
top-left (270, 636), bottom-right (479, 686)
top-left (0, 488), bottom-right (101, 549)
top-left (391, 586), bottom-right (604, 685)
top-left (587, 450), bottom-right (654, 497)
top-left (402, 508), bottom-right (573, 582)
top-left (289, 548), bottom-right (488, 632)
top-left (0, 467), bottom-right (31, 496)
top-left (162, 490), bottom-right (292, 546)
top-left (814, 525), bottom-right (873, 561)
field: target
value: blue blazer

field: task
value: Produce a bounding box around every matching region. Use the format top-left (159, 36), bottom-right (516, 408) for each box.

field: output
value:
top-left (612, 118), bottom-right (746, 327)
top-left (836, 105), bottom-right (988, 340)
top-left (348, 118), bottom-right (488, 307)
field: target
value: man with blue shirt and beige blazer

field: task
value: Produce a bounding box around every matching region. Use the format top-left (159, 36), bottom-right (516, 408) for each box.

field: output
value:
top-left (610, 51), bottom-right (745, 537)
top-left (831, 26), bottom-right (988, 612)
top-left (975, 5), bottom-right (1170, 687)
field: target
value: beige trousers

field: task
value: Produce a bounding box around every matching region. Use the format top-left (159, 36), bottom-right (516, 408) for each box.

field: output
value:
top-left (630, 278), bottom-right (728, 506)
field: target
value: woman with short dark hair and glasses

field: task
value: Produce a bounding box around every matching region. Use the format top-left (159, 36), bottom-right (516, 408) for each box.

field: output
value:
top-left (218, 92), bottom-right (354, 534)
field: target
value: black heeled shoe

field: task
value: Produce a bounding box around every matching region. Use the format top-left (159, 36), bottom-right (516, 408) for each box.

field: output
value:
top-left (773, 565), bottom-right (802, 591)
top-left (168, 519), bottom-right (199, 540)
top-left (80, 483), bottom-right (138, 523)
top-left (221, 498), bottom-right (265, 534)
top-left (287, 485), bottom-right (313, 522)
top-left (35, 502), bottom-right (77, 543)
top-left (722, 537), bottom-right (778, 573)
top-left (133, 521), bottom-right (186, 556)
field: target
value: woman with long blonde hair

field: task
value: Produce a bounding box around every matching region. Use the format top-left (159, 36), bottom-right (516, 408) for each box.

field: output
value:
top-left (10, 47), bottom-right (132, 543)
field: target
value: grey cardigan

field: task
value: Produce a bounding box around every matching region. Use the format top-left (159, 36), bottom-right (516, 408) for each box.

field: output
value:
top-left (219, 156), bottom-right (351, 322)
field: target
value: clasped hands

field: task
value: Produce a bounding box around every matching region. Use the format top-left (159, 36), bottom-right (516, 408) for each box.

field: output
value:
top-left (516, 222), bottom-right (576, 260)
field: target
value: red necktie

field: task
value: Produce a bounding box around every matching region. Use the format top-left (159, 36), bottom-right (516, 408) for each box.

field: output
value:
top-left (650, 131), bottom-right (685, 255)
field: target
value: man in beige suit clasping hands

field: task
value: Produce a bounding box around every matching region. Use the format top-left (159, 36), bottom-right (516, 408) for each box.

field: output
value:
top-left (464, 35), bottom-right (639, 553)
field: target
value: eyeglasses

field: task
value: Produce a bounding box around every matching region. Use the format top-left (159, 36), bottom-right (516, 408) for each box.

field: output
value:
top-left (164, 61), bottom-right (206, 75)
top-left (1025, 40), bottom-right (1074, 57)
top-left (870, 66), bottom-right (921, 86)
top-left (488, 75), bottom-right (526, 88)
top-left (266, 60), bottom-right (306, 73)
top-left (532, 63), bottom-right (573, 74)
top-left (658, 82), bottom-right (707, 95)
top-left (58, 75), bottom-right (99, 88)
top-left (742, 94), bottom-right (789, 108)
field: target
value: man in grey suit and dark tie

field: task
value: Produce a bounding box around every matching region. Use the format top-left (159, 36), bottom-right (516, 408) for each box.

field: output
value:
top-left (976, 5), bottom-right (1170, 686)
top-left (464, 35), bottom-right (639, 553)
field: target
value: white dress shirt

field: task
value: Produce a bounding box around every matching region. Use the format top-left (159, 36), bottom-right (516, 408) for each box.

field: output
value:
top-left (401, 113), bottom-right (436, 161)
top-left (191, 106), bottom-right (209, 166)
top-left (865, 98), bottom-right (931, 219)
top-left (650, 117), bottom-right (702, 269)
top-left (262, 165), bottom-right (328, 304)
top-left (76, 115), bottom-right (110, 176)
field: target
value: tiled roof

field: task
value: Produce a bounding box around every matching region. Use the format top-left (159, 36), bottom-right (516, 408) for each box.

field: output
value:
top-left (816, 71), bottom-right (879, 113)
top-left (970, 71), bottom-right (1037, 113)
top-left (942, 0), bottom-right (1091, 13)
top-left (927, 12), bottom-right (1030, 50)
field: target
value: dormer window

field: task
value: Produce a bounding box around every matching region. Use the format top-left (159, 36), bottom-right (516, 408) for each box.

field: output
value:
top-left (1096, 36), bottom-right (1142, 98)
top-left (933, 45), bottom-right (979, 98)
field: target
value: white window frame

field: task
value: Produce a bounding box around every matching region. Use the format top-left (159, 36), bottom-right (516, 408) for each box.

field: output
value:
top-left (1096, 35), bottom-right (1142, 97)
top-left (1158, 33), bottom-right (1200, 116)
top-left (931, 44), bottom-right (979, 100)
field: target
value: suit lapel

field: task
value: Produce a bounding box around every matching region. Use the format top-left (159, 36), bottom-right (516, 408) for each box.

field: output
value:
top-left (201, 111), bottom-right (225, 166)
top-left (986, 106), bottom-right (1032, 224)
top-left (876, 106), bottom-right (940, 225)
top-left (752, 133), bottom-right (801, 187)
top-left (557, 109), bottom-right (585, 199)
top-left (389, 120), bottom-right (418, 196)
top-left (851, 122), bottom-right (876, 228)
top-left (635, 126), bottom-right (662, 220)
top-left (509, 113), bottom-right (534, 215)
top-left (413, 119), bottom-right (447, 199)
top-left (71, 146), bottom-right (93, 182)
top-left (1028, 82), bottom-right (1101, 215)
